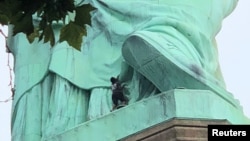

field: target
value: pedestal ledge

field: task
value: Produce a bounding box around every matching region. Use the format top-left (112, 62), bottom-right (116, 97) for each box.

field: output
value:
top-left (44, 89), bottom-right (250, 141)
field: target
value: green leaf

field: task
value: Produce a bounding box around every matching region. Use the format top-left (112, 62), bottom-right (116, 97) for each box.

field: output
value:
top-left (59, 21), bottom-right (86, 50)
top-left (0, 14), bottom-right (9, 25)
top-left (27, 28), bottom-right (40, 43)
top-left (60, 0), bottom-right (75, 12)
top-left (0, 1), bottom-right (10, 25)
top-left (10, 12), bottom-right (34, 36)
top-left (74, 4), bottom-right (95, 27)
top-left (6, 0), bottom-right (22, 16)
top-left (43, 25), bottom-right (55, 46)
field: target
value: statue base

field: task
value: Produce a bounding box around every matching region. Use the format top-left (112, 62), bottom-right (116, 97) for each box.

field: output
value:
top-left (122, 118), bottom-right (230, 141)
top-left (44, 89), bottom-right (250, 141)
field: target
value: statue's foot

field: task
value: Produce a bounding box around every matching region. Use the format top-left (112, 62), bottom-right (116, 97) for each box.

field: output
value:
top-left (122, 35), bottom-right (212, 92)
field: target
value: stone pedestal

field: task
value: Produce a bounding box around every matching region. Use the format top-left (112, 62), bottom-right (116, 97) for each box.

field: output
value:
top-left (122, 118), bottom-right (230, 141)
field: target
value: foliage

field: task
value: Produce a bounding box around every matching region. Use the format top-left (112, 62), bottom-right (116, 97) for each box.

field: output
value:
top-left (0, 0), bottom-right (95, 50)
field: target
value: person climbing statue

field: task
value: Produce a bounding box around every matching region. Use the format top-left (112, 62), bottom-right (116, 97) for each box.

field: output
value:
top-left (110, 77), bottom-right (128, 111)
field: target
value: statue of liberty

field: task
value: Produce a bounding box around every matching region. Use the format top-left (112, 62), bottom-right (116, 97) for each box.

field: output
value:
top-left (8, 0), bottom-right (239, 140)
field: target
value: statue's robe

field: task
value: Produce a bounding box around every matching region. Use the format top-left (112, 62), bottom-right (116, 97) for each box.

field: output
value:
top-left (8, 24), bottom-right (91, 140)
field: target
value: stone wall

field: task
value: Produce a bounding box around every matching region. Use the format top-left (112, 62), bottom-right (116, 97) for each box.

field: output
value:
top-left (121, 118), bottom-right (230, 141)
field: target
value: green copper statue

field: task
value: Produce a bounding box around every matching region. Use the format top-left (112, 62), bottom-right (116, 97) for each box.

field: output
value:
top-left (8, 0), bottom-right (239, 140)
